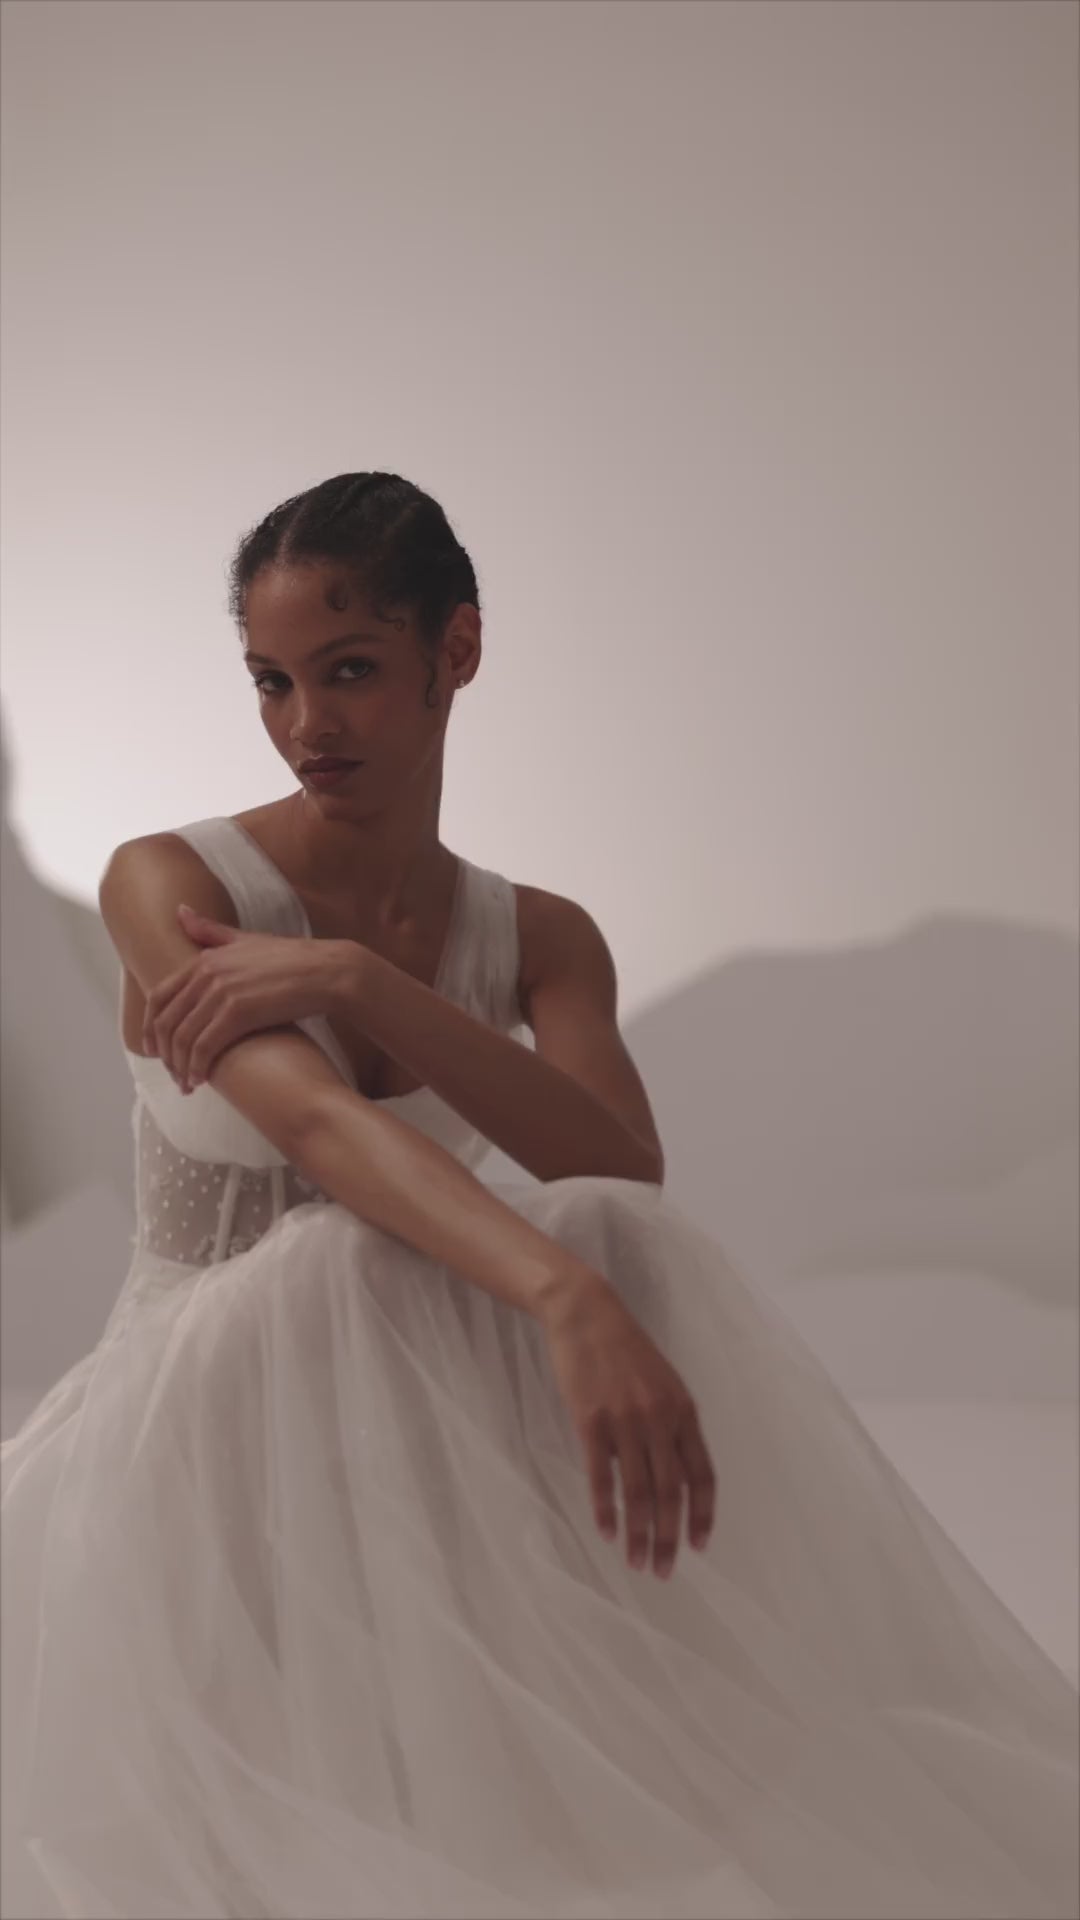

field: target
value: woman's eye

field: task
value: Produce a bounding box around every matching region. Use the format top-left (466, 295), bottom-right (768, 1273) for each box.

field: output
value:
top-left (252, 658), bottom-right (375, 695)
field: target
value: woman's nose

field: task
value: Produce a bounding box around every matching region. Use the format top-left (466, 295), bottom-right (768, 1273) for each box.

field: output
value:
top-left (289, 696), bottom-right (342, 742)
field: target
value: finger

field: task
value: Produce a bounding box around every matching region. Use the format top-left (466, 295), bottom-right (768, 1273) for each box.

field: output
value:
top-left (676, 1410), bottom-right (717, 1550)
top-left (188, 992), bottom-right (272, 1085)
top-left (146, 976), bottom-right (202, 1067)
top-left (142, 970), bottom-right (186, 1053)
top-left (614, 1417), bottom-right (655, 1572)
top-left (169, 996), bottom-right (220, 1088)
top-left (645, 1426), bottom-right (685, 1579)
top-left (185, 1014), bottom-right (236, 1087)
top-left (582, 1415), bottom-right (618, 1543)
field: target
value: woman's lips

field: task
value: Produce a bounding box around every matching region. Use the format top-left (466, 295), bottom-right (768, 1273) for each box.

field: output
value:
top-left (303, 762), bottom-right (362, 787)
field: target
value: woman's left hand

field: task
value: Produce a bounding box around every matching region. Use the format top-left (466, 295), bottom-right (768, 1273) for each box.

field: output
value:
top-left (142, 905), bottom-right (360, 1091)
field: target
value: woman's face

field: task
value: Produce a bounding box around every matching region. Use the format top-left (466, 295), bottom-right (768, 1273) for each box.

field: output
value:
top-left (241, 562), bottom-right (477, 812)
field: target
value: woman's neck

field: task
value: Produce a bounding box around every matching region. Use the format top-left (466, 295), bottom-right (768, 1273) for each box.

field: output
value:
top-left (276, 789), bottom-right (453, 928)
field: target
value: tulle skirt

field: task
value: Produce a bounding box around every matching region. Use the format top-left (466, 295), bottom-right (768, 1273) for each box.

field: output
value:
top-left (3, 1174), bottom-right (1077, 1919)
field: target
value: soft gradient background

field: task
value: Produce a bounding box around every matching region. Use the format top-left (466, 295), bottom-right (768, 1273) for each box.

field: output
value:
top-left (1, 0), bottom-right (1077, 1678)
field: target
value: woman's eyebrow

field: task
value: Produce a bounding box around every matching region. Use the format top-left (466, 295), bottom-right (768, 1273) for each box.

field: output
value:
top-left (244, 632), bottom-right (390, 666)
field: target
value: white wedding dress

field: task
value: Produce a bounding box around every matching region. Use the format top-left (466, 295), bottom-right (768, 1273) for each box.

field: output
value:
top-left (2, 816), bottom-right (1077, 1920)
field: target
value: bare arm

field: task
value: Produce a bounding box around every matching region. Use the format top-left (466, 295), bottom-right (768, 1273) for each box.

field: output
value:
top-left (342, 887), bottom-right (664, 1185)
top-left (99, 835), bottom-right (598, 1325)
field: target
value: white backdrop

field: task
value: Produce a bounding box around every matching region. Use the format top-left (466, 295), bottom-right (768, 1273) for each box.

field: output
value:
top-left (1, 0), bottom-right (1077, 1673)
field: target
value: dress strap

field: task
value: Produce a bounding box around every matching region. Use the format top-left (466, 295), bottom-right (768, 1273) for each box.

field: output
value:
top-left (442, 865), bottom-right (526, 1036)
top-left (168, 817), bottom-right (308, 937)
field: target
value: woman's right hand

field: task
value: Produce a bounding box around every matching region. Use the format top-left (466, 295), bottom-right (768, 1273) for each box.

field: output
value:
top-left (538, 1270), bottom-right (716, 1579)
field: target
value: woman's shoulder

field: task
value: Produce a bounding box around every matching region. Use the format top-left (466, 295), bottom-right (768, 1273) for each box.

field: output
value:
top-left (100, 824), bottom-right (234, 909)
top-left (509, 880), bottom-right (611, 1002)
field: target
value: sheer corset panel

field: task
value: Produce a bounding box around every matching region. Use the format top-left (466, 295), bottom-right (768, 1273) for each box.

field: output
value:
top-left (134, 1095), bottom-right (330, 1269)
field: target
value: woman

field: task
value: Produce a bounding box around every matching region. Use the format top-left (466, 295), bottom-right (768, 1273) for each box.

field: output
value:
top-left (2, 471), bottom-right (1076, 1920)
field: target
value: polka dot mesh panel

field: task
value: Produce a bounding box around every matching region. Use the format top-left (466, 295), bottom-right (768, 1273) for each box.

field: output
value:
top-left (134, 1099), bottom-right (328, 1267)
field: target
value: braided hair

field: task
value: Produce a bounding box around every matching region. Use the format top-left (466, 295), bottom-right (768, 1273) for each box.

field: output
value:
top-left (227, 473), bottom-right (481, 708)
